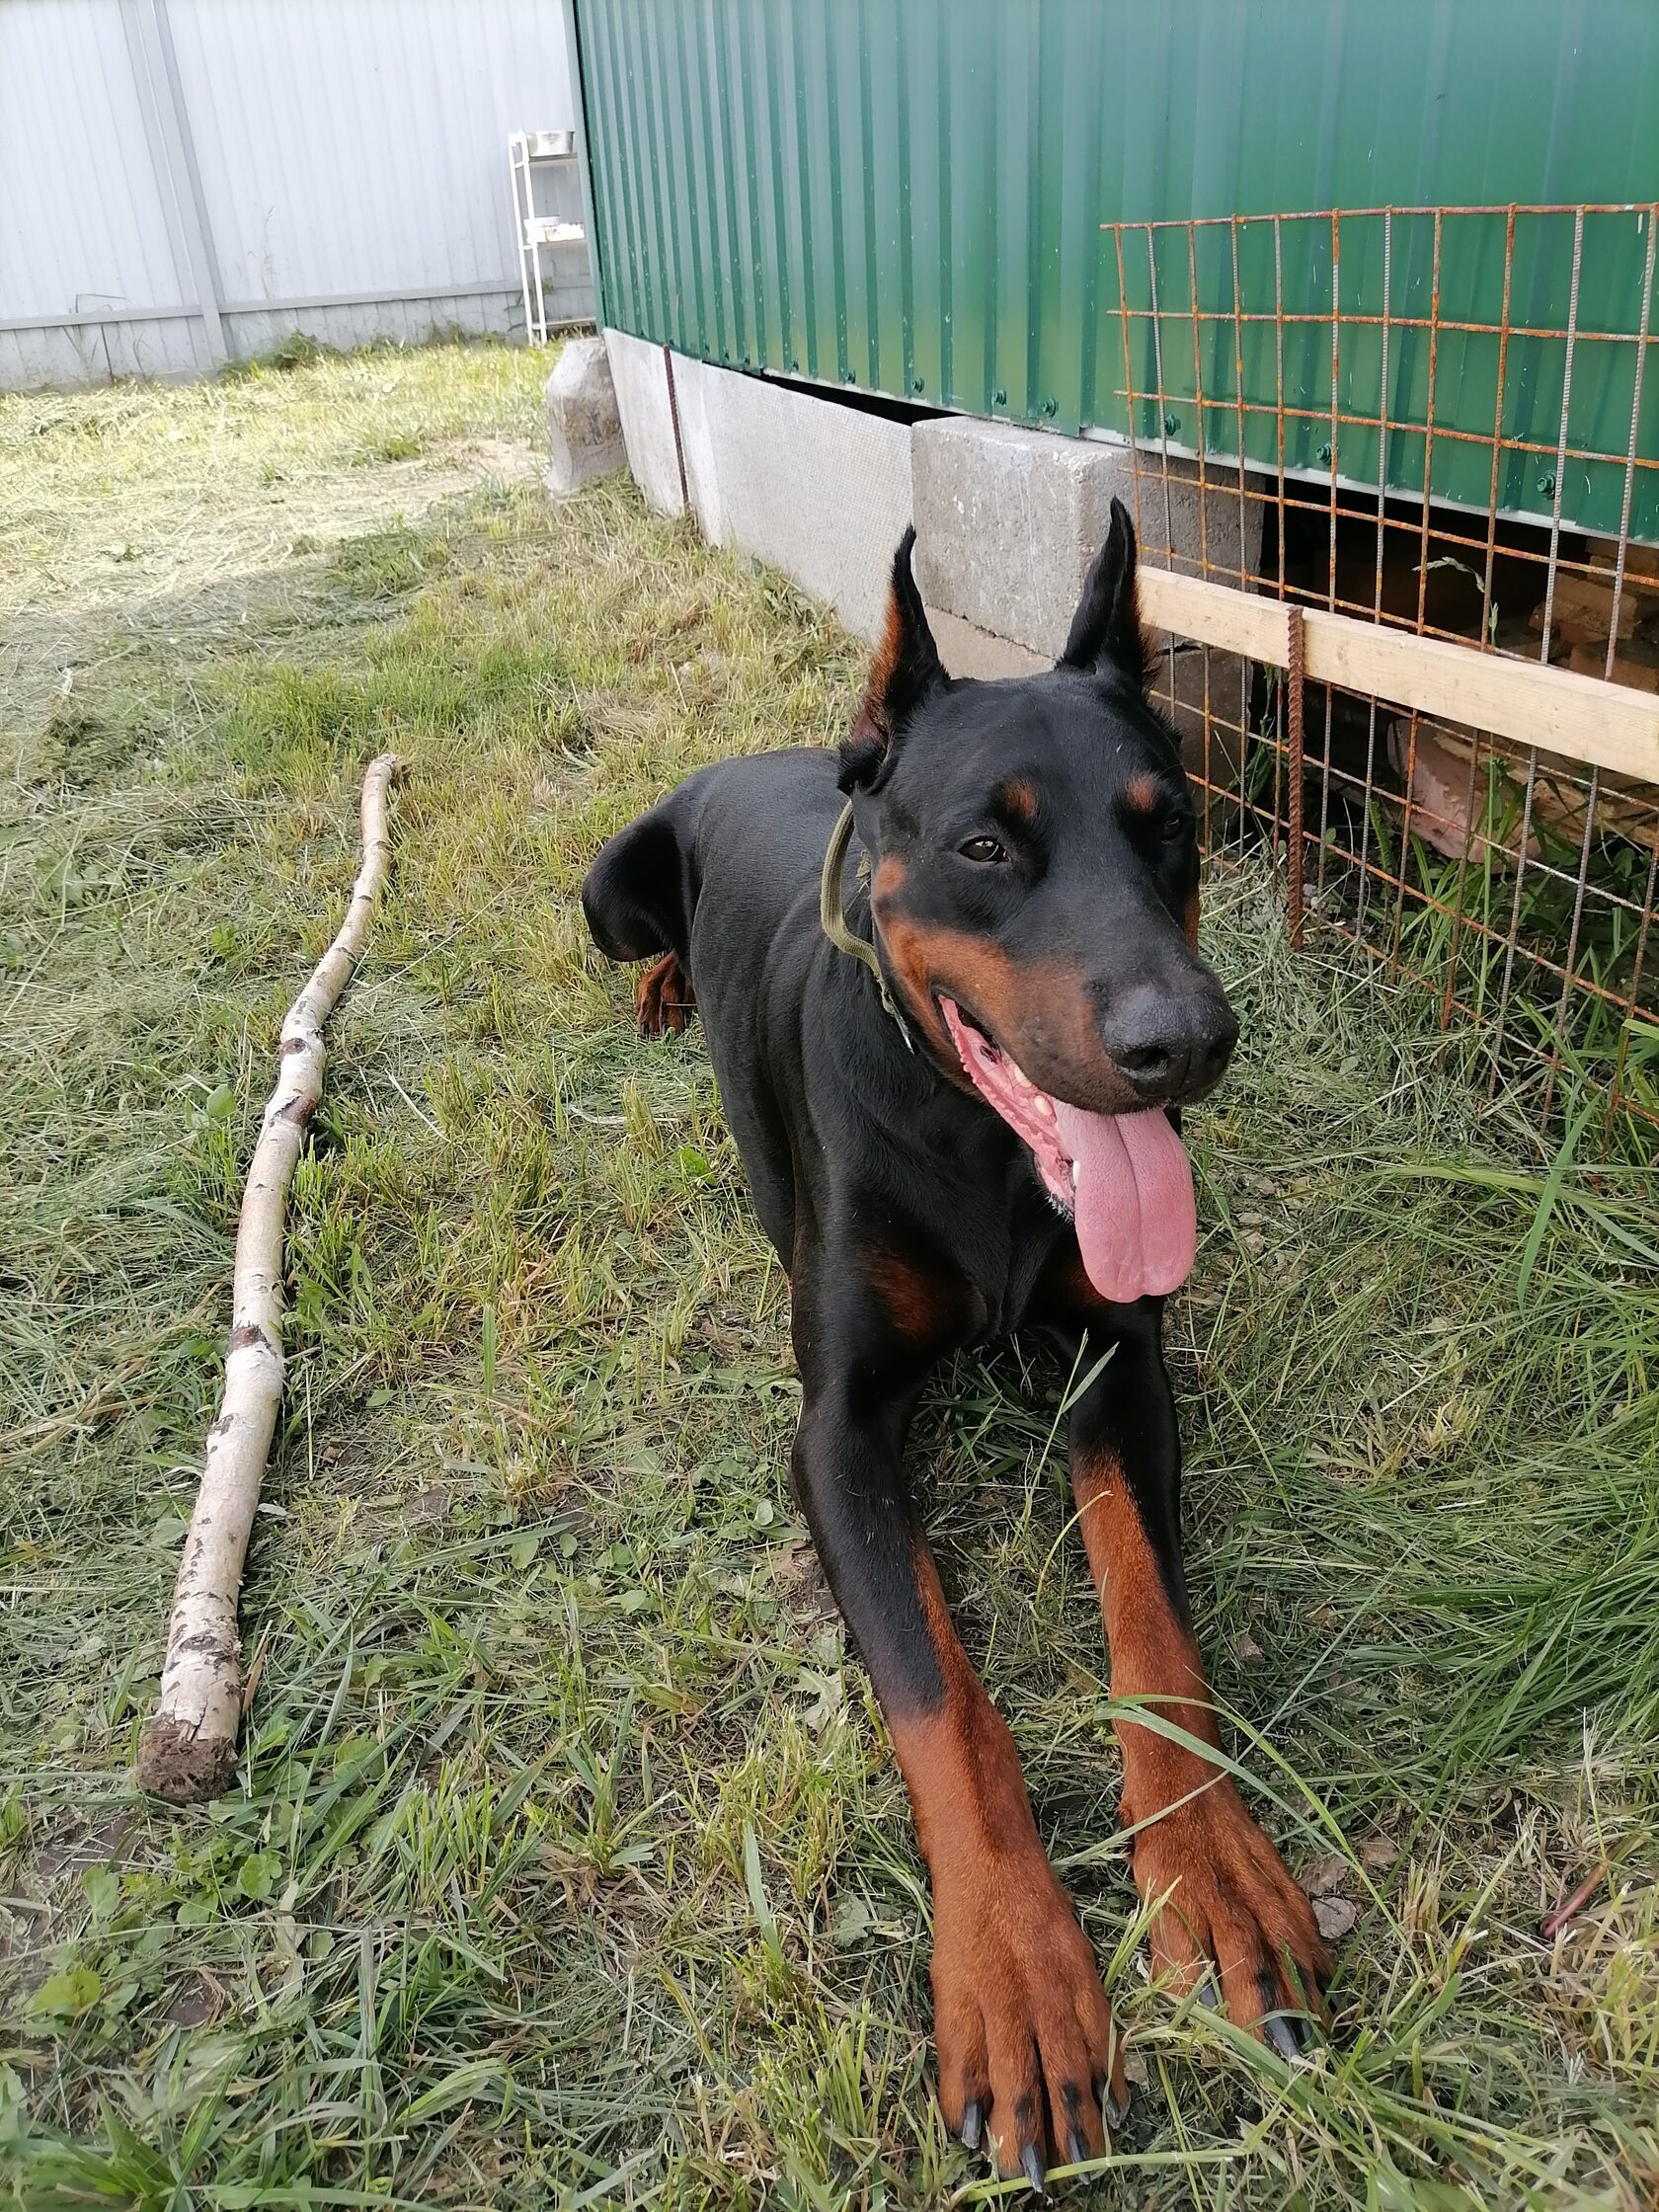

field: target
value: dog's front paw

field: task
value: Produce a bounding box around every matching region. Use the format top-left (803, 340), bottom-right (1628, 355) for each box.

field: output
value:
top-left (932, 1843), bottom-right (1128, 2186)
top-left (1126, 1775), bottom-right (1331, 2053)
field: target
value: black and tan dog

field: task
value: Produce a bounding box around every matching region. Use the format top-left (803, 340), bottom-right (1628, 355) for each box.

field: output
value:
top-left (583, 503), bottom-right (1329, 2187)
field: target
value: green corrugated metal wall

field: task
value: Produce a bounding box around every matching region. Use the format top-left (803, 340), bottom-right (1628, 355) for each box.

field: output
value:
top-left (571, 0), bottom-right (1659, 540)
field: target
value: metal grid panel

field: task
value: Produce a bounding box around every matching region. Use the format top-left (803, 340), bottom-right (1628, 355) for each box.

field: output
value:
top-left (1103, 206), bottom-right (1659, 1134)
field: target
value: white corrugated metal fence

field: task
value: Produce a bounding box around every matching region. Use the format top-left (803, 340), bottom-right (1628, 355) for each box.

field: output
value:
top-left (0, 0), bottom-right (591, 389)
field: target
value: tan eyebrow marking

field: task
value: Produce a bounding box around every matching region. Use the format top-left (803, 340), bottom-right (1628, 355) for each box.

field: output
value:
top-left (993, 779), bottom-right (1039, 826)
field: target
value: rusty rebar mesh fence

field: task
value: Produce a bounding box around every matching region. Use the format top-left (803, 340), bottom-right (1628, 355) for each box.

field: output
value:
top-left (1101, 205), bottom-right (1659, 1139)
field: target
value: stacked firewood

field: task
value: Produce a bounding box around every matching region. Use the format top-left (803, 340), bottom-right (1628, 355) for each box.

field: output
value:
top-left (1389, 539), bottom-right (1659, 863)
top-left (1531, 540), bottom-right (1659, 693)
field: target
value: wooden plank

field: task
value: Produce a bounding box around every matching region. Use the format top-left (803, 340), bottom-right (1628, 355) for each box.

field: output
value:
top-left (1138, 566), bottom-right (1291, 667)
top-left (1301, 609), bottom-right (1659, 785)
top-left (1136, 564), bottom-right (1659, 787)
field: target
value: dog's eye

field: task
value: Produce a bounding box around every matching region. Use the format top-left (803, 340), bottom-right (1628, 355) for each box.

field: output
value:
top-left (1160, 811), bottom-right (1190, 844)
top-left (959, 835), bottom-right (1007, 864)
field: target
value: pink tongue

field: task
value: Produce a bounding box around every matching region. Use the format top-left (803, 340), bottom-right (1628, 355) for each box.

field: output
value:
top-left (1052, 1103), bottom-right (1198, 1304)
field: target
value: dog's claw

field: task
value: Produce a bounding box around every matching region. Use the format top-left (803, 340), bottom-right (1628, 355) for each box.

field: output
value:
top-left (960, 2100), bottom-right (983, 2153)
top-left (1066, 2126), bottom-right (1087, 2167)
top-left (1021, 2142), bottom-right (1047, 2196)
top-left (1103, 2082), bottom-right (1131, 2130)
top-left (1197, 1974), bottom-right (1223, 2010)
top-left (1265, 2014), bottom-right (1304, 2062)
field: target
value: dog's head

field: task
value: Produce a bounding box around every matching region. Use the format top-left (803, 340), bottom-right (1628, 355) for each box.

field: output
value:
top-left (840, 500), bottom-right (1236, 1301)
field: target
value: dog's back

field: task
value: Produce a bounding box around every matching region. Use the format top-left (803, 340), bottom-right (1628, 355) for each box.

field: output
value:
top-left (583, 745), bottom-right (847, 1256)
top-left (583, 747), bottom-right (837, 976)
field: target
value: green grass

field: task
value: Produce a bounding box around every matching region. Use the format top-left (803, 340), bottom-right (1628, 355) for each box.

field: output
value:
top-left (2, 341), bottom-right (1657, 2210)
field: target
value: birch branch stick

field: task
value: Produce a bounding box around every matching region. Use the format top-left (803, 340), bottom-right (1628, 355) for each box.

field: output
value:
top-left (136, 752), bottom-right (403, 1802)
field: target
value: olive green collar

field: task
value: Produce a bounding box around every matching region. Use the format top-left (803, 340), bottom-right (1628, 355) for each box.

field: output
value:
top-left (819, 801), bottom-right (913, 1050)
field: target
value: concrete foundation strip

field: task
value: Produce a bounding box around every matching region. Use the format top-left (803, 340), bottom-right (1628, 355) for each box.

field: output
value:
top-left (1137, 566), bottom-right (1659, 789)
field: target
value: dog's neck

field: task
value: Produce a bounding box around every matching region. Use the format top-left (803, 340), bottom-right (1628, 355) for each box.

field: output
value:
top-left (820, 798), bottom-right (913, 1053)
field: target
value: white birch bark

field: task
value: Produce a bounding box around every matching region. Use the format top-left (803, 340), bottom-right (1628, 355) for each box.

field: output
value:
top-left (136, 753), bottom-right (402, 1801)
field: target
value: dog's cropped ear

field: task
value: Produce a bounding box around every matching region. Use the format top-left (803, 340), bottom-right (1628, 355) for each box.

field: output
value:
top-left (838, 527), bottom-right (945, 790)
top-left (1058, 496), bottom-right (1149, 689)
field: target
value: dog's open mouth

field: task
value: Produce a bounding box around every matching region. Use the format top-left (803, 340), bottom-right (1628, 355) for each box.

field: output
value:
top-left (938, 995), bottom-right (1198, 1304)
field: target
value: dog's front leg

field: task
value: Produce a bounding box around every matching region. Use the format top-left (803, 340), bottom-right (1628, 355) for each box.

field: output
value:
top-left (790, 1262), bottom-right (1126, 2185)
top-left (1065, 1306), bottom-right (1330, 2049)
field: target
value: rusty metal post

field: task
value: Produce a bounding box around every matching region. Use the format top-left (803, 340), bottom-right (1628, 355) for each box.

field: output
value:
top-left (1287, 602), bottom-right (1306, 948)
top-left (663, 342), bottom-right (690, 515)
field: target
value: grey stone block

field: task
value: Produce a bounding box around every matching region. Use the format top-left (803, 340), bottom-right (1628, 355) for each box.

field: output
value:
top-left (925, 606), bottom-right (1047, 681)
top-left (1146, 641), bottom-right (1253, 785)
top-left (543, 335), bottom-right (625, 497)
top-left (1123, 453), bottom-right (1262, 586)
top-left (912, 416), bottom-right (1263, 658)
top-left (912, 415), bottom-right (1267, 782)
top-left (911, 417), bottom-right (1125, 661)
top-left (1133, 461), bottom-right (1263, 773)
top-left (601, 333), bottom-right (1265, 793)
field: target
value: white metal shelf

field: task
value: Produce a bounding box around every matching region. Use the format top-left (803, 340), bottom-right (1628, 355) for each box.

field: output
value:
top-left (509, 127), bottom-right (588, 344)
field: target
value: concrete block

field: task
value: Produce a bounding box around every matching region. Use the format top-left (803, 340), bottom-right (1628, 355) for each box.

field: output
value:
top-left (1116, 450), bottom-right (1262, 587)
top-left (602, 327), bottom-right (912, 645)
top-left (913, 415), bottom-right (1267, 785)
top-left (1132, 461), bottom-right (1262, 774)
top-left (925, 607), bottom-right (1047, 682)
top-left (1146, 641), bottom-right (1253, 785)
top-left (543, 336), bottom-right (625, 496)
top-left (911, 417), bottom-right (1125, 661)
top-left (602, 332), bottom-right (1264, 796)
top-left (690, 373), bottom-right (911, 644)
top-left (912, 416), bottom-right (1262, 655)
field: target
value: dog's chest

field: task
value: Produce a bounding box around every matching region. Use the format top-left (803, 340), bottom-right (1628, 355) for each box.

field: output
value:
top-left (899, 1148), bottom-right (1073, 1342)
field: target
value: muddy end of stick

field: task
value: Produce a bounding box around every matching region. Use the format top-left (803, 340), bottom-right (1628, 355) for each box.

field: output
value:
top-left (135, 1716), bottom-right (239, 1803)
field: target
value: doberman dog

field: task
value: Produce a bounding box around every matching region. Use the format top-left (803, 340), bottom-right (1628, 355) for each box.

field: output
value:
top-left (582, 503), bottom-right (1329, 2187)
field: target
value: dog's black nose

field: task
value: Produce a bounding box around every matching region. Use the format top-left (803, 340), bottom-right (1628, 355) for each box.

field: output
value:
top-left (1100, 985), bottom-right (1238, 1100)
